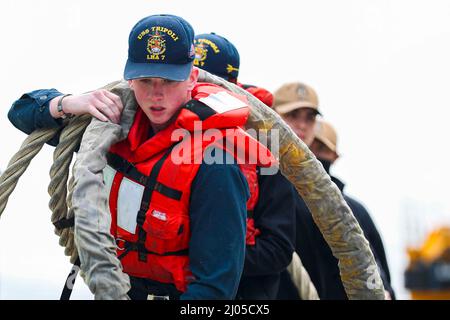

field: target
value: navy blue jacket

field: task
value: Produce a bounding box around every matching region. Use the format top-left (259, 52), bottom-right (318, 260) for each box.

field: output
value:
top-left (8, 89), bottom-right (250, 300)
top-left (236, 170), bottom-right (296, 300)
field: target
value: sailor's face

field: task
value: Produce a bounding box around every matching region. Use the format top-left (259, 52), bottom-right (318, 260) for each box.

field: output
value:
top-left (129, 67), bottom-right (198, 130)
top-left (283, 108), bottom-right (317, 147)
top-left (310, 139), bottom-right (338, 163)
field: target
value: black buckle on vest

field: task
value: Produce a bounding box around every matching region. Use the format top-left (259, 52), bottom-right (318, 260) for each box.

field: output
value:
top-left (122, 161), bottom-right (134, 176)
top-left (138, 250), bottom-right (147, 262)
top-left (116, 238), bottom-right (127, 251)
top-left (138, 175), bottom-right (148, 185)
top-left (183, 99), bottom-right (216, 121)
top-left (115, 238), bottom-right (190, 261)
top-left (136, 209), bottom-right (146, 227)
top-left (154, 182), bottom-right (183, 201)
top-left (53, 216), bottom-right (75, 230)
top-left (137, 229), bottom-right (148, 263)
top-left (154, 182), bottom-right (163, 194)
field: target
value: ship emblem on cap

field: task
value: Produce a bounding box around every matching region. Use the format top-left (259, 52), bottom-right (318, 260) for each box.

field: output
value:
top-left (147, 31), bottom-right (166, 56)
top-left (194, 42), bottom-right (208, 66)
top-left (297, 85), bottom-right (307, 98)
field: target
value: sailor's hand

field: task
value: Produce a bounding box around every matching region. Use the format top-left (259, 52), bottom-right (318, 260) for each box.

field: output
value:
top-left (49, 90), bottom-right (124, 123)
top-left (384, 290), bottom-right (392, 300)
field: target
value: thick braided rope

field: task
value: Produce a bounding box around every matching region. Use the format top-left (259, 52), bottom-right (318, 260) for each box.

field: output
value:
top-left (0, 82), bottom-right (120, 265)
top-left (55, 81), bottom-right (122, 264)
top-left (65, 173), bottom-right (77, 261)
top-left (287, 252), bottom-right (319, 300)
top-left (0, 117), bottom-right (91, 265)
top-left (47, 93), bottom-right (118, 263)
top-left (48, 115), bottom-right (92, 264)
top-left (0, 128), bottom-right (60, 216)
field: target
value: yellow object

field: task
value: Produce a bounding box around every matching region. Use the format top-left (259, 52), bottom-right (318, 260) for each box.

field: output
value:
top-left (410, 290), bottom-right (450, 300)
top-left (405, 227), bottom-right (450, 300)
top-left (414, 228), bottom-right (450, 263)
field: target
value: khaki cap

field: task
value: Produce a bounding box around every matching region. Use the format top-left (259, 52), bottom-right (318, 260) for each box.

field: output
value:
top-left (273, 82), bottom-right (321, 115)
top-left (314, 119), bottom-right (338, 154)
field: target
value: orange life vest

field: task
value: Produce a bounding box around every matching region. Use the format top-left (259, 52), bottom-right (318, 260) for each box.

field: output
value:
top-left (104, 83), bottom-right (276, 292)
top-left (238, 82), bottom-right (274, 108)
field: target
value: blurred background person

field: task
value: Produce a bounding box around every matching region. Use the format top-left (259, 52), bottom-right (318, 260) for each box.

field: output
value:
top-left (308, 119), bottom-right (395, 299)
top-left (274, 83), bottom-right (395, 299)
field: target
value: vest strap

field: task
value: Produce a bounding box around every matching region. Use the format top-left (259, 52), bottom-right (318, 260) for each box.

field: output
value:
top-left (117, 240), bottom-right (189, 261)
top-left (240, 84), bottom-right (256, 90)
top-left (183, 99), bottom-right (216, 121)
top-left (136, 145), bottom-right (177, 262)
top-left (107, 152), bottom-right (149, 185)
top-left (107, 152), bottom-right (183, 201)
top-left (53, 216), bottom-right (75, 230)
top-left (154, 182), bottom-right (182, 201)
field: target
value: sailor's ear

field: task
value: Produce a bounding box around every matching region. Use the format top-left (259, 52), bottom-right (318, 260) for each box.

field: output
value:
top-left (187, 67), bottom-right (199, 91)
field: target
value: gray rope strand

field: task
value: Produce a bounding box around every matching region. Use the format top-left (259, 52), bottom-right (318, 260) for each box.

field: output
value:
top-left (48, 115), bottom-right (92, 263)
top-left (0, 127), bottom-right (60, 217)
top-left (65, 173), bottom-right (77, 263)
top-left (287, 252), bottom-right (319, 300)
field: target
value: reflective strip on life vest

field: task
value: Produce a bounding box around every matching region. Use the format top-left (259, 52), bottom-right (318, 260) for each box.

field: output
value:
top-left (199, 91), bottom-right (247, 114)
top-left (103, 164), bottom-right (117, 204)
top-left (117, 177), bottom-right (145, 234)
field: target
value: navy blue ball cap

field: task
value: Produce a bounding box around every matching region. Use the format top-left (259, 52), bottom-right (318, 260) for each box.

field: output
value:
top-left (124, 14), bottom-right (195, 81)
top-left (194, 33), bottom-right (240, 81)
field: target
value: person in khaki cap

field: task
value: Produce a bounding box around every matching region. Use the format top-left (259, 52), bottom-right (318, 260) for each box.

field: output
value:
top-left (274, 82), bottom-right (321, 147)
top-left (274, 82), bottom-right (322, 299)
top-left (309, 119), bottom-right (339, 171)
top-left (279, 118), bottom-right (396, 300)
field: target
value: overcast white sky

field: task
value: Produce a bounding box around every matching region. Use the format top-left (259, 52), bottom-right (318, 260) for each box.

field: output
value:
top-left (1, 0), bottom-right (450, 299)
